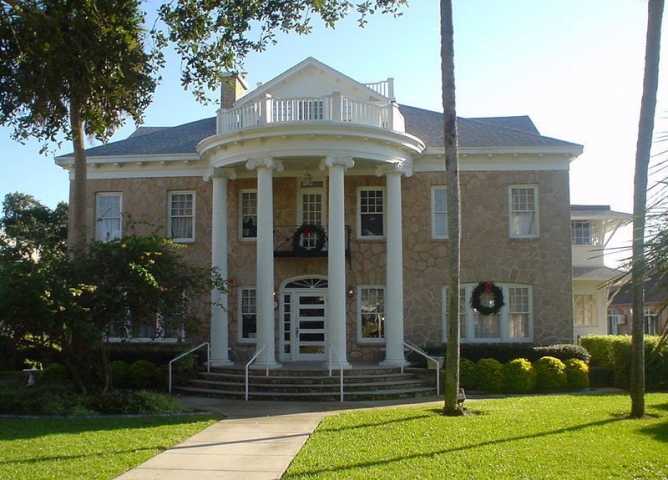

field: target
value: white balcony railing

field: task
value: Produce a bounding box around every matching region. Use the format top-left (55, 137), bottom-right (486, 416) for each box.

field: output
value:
top-left (217, 92), bottom-right (404, 134)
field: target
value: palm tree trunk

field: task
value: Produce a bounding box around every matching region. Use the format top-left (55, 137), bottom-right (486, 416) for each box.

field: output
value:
top-left (441, 0), bottom-right (463, 416)
top-left (630, 0), bottom-right (664, 419)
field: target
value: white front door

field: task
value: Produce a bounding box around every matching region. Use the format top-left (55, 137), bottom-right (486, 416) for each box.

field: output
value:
top-left (294, 292), bottom-right (326, 360)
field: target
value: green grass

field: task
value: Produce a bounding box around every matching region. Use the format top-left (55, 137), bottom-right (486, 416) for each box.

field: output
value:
top-left (0, 414), bottom-right (220, 479)
top-left (284, 393), bottom-right (668, 479)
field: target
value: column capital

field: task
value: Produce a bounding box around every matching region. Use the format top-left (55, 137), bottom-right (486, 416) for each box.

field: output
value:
top-left (246, 157), bottom-right (284, 172)
top-left (375, 159), bottom-right (413, 178)
top-left (320, 156), bottom-right (354, 171)
top-left (204, 167), bottom-right (237, 182)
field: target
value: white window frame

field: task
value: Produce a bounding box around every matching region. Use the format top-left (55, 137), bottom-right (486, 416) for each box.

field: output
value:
top-left (573, 294), bottom-right (597, 326)
top-left (509, 185), bottom-right (539, 238)
top-left (444, 283), bottom-right (533, 343)
top-left (571, 220), bottom-right (599, 246)
top-left (357, 187), bottom-right (385, 240)
top-left (238, 287), bottom-right (257, 343)
top-left (168, 191), bottom-right (195, 242)
top-left (357, 285), bottom-right (385, 343)
top-left (432, 186), bottom-right (448, 239)
top-left (95, 193), bottom-right (122, 242)
top-left (644, 307), bottom-right (658, 335)
top-left (239, 190), bottom-right (258, 241)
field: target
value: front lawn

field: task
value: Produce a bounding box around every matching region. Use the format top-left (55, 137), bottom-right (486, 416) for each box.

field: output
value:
top-left (0, 414), bottom-right (220, 479)
top-left (284, 393), bottom-right (668, 479)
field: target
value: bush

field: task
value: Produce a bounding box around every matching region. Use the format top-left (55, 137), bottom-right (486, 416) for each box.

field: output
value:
top-left (39, 363), bottom-right (71, 386)
top-left (503, 358), bottom-right (536, 393)
top-left (533, 344), bottom-right (590, 364)
top-left (128, 360), bottom-right (158, 389)
top-left (476, 358), bottom-right (504, 393)
top-left (565, 358), bottom-right (589, 390)
top-left (534, 356), bottom-right (567, 391)
top-left (459, 358), bottom-right (479, 390)
top-left (110, 360), bottom-right (130, 389)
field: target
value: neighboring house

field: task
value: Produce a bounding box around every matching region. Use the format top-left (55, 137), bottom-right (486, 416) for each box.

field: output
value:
top-left (56, 57), bottom-right (585, 368)
top-left (570, 205), bottom-right (631, 339)
top-left (609, 272), bottom-right (668, 336)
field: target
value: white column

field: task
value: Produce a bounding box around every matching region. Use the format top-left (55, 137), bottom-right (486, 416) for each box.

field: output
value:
top-left (207, 168), bottom-right (236, 366)
top-left (246, 158), bottom-right (283, 368)
top-left (377, 160), bottom-right (413, 366)
top-left (321, 156), bottom-right (354, 368)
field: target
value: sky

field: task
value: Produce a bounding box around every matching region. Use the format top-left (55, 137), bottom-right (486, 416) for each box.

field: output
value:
top-left (1, 0), bottom-right (666, 263)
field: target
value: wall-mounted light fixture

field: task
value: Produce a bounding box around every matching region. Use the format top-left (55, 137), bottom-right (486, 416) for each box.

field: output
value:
top-left (346, 285), bottom-right (355, 299)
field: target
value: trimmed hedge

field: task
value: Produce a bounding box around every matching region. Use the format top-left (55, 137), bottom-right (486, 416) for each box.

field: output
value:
top-left (579, 335), bottom-right (668, 391)
top-left (426, 343), bottom-right (590, 364)
top-left (459, 358), bottom-right (479, 390)
top-left (565, 358), bottom-right (590, 390)
top-left (503, 358), bottom-right (536, 393)
top-left (476, 358), bottom-right (504, 393)
top-left (534, 356), bottom-right (567, 391)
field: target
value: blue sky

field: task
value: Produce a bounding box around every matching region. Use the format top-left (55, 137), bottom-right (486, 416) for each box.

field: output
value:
top-left (1, 1), bottom-right (665, 260)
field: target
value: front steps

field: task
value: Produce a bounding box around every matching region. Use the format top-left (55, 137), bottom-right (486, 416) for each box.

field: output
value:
top-left (174, 364), bottom-right (436, 401)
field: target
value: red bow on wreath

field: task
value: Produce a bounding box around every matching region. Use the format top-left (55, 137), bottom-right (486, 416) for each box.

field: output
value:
top-left (483, 282), bottom-right (494, 294)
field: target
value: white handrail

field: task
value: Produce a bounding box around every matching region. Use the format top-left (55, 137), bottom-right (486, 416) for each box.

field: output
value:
top-left (245, 344), bottom-right (268, 401)
top-left (168, 342), bottom-right (210, 393)
top-left (327, 344), bottom-right (344, 402)
top-left (403, 341), bottom-right (440, 396)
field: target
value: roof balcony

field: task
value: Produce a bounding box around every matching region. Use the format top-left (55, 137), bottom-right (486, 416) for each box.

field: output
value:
top-left (216, 91), bottom-right (405, 135)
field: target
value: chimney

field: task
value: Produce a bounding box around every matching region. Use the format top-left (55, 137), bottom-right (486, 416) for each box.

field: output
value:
top-left (220, 72), bottom-right (248, 110)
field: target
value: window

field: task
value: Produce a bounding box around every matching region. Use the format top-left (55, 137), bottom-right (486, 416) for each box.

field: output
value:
top-left (358, 188), bottom-right (384, 238)
top-left (574, 294), bottom-right (597, 326)
top-left (509, 186), bottom-right (538, 238)
top-left (358, 286), bottom-right (385, 341)
top-left (239, 288), bottom-right (257, 341)
top-left (571, 220), bottom-right (599, 246)
top-left (644, 307), bottom-right (658, 335)
top-left (168, 192), bottom-right (195, 242)
top-left (444, 283), bottom-right (533, 342)
top-left (96, 193), bottom-right (122, 242)
top-left (432, 187), bottom-right (448, 239)
top-left (240, 190), bottom-right (257, 239)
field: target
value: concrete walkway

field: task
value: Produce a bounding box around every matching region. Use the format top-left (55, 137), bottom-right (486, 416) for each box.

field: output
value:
top-left (114, 395), bottom-right (443, 480)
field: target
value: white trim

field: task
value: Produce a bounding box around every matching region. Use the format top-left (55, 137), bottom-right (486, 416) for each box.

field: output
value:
top-left (239, 189), bottom-right (258, 241)
top-left (95, 192), bottom-right (122, 242)
top-left (431, 186), bottom-right (448, 239)
top-left (357, 186), bottom-right (386, 240)
top-left (509, 185), bottom-right (539, 239)
top-left (237, 286), bottom-right (258, 344)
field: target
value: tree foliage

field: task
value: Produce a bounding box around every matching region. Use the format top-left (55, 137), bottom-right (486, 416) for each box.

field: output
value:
top-left (157, 0), bottom-right (407, 101)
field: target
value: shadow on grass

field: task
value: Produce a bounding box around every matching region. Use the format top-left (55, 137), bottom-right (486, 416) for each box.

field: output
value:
top-left (0, 414), bottom-right (220, 441)
top-left (283, 416), bottom-right (623, 479)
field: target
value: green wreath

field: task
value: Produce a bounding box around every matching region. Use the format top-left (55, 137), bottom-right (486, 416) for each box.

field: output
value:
top-left (470, 282), bottom-right (505, 316)
top-left (292, 223), bottom-right (327, 254)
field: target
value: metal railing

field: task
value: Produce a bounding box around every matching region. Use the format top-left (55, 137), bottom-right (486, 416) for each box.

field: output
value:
top-left (403, 341), bottom-right (440, 396)
top-left (168, 342), bottom-right (210, 393)
top-left (328, 344), bottom-right (345, 402)
top-left (245, 344), bottom-right (269, 401)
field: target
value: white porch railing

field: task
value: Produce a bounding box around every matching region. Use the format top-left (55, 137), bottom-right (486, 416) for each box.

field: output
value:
top-left (363, 78), bottom-right (395, 101)
top-left (245, 344), bottom-right (269, 401)
top-left (403, 341), bottom-right (440, 396)
top-left (217, 92), bottom-right (404, 134)
top-left (168, 342), bottom-right (210, 393)
top-left (328, 344), bottom-right (345, 402)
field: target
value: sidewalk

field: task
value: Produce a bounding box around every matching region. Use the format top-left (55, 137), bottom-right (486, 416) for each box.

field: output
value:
top-left (114, 395), bottom-right (443, 480)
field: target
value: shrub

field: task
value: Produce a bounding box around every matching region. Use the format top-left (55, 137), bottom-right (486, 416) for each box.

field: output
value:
top-left (476, 358), bottom-right (504, 393)
top-left (110, 360), bottom-right (130, 389)
top-left (128, 360), bottom-right (158, 389)
top-left (645, 336), bottom-right (668, 391)
top-left (534, 356), bottom-right (567, 391)
top-left (533, 344), bottom-right (590, 364)
top-left (459, 358), bottom-right (479, 390)
top-left (564, 358), bottom-right (589, 390)
top-left (503, 358), bottom-right (536, 393)
top-left (39, 363), bottom-right (71, 386)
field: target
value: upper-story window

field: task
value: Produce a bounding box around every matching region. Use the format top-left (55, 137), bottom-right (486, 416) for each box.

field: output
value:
top-left (571, 220), bottom-right (598, 245)
top-left (432, 187), bottom-right (448, 239)
top-left (509, 186), bottom-right (539, 238)
top-left (95, 193), bottom-right (122, 242)
top-left (240, 190), bottom-right (257, 240)
top-left (358, 187), bottom-right (385, 239)
top-left (168, 191), bottom-right (195, 242)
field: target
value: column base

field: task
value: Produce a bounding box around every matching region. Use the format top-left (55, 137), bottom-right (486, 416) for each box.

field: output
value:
top-left (209, 357), bottom-right (234, 367)
top-left (380, 358), bottom-right (409, 368)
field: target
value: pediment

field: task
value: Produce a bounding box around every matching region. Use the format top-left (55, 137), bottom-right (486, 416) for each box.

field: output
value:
top-left (237, 57), bottom-right (389, 106)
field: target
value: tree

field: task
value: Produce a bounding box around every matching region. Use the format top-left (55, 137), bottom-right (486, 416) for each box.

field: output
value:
top-left (157, 0), bottom-right (407, 101)
top-left (629, 0), bottom-right (664, 419)
top-left (0, 0), bottom-right (161, 259)
top-left (440, 0), bottom-right (463, 416)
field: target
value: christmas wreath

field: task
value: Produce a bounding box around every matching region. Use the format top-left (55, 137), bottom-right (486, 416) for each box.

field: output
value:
top-left (292, 223), bottom-right (327, 254)
top-left (470, 281), bottom-right (505, 316)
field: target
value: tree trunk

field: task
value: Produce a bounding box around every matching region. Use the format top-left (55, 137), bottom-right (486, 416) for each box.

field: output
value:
top-left (69, 102), bottom-right (88, 262)
top-left (630, 0), bottom-right (664, 419)
top-left (441, 0), bottom-right (463, 416)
